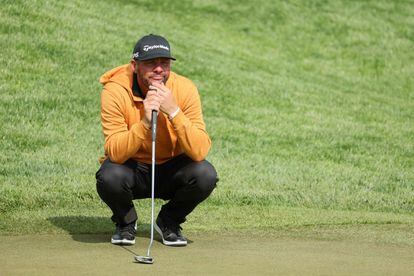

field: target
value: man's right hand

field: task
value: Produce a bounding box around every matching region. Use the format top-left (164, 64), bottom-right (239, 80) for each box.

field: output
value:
top-left (142, 88), bottom-right (161, 128)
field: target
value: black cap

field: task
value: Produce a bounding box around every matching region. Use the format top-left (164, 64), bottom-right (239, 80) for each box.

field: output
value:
top-left (132, 34), bottom-right (176, 61)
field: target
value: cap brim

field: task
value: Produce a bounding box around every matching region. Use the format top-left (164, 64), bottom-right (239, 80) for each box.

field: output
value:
top-left (136, 53), bottom-right (176, 61)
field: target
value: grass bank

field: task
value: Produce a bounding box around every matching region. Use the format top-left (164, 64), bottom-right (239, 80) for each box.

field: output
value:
top-left (1, 0), bottom-right (413, 234)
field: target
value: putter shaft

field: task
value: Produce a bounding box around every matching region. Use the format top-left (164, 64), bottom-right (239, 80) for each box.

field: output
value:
top-left (135, 110), bottom-right (157, 264)
top-left (146, 110), bottom-right (157, 258)
top-left (147, 138), bottom-right (156, 256)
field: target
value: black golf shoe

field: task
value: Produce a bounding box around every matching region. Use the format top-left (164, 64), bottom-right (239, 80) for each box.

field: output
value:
top-left (154, 216), bottom-right (187, 246)
top-left (111, 222), bottom-right (136, 245)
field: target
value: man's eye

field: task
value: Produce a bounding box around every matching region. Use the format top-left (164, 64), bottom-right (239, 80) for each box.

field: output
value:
top-left (143, 60), bottom-right (169, 67)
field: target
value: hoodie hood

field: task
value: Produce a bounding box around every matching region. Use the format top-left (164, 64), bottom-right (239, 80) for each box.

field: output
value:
top-left (100, 64), bottom-right (133, 90)
top-left (99, 64), bottom-right (141, 101)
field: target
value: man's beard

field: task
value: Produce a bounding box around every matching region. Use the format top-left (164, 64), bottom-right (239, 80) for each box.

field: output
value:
top-left (141, 73), bottom-right (168, 87)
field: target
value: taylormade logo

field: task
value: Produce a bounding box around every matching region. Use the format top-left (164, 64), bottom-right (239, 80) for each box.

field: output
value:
top-left (143, 44), bottom-right (169, 52)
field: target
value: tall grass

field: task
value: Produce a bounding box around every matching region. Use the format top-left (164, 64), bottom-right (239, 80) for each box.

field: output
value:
top-left (0, 0), bottom-right (413, 234)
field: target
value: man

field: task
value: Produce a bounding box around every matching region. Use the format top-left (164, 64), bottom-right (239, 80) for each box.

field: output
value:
top-left (95, 34), bottom-right (217, 246)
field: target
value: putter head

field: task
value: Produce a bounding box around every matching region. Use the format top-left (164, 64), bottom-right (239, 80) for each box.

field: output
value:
top-left (134, 255), bottom-right (154, 264)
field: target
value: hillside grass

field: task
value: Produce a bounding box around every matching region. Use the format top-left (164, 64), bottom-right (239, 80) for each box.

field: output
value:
top-left (0, 0), bottom-right (413, 235)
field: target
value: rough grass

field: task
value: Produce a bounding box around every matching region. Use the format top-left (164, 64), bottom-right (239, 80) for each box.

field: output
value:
top-left (0, 0), bottom-right (413, 234)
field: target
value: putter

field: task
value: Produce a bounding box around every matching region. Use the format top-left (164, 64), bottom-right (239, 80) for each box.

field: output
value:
top-left (135, 110), bottom-right (158, 265)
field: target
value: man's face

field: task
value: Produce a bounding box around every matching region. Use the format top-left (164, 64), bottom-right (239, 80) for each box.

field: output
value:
top-left (133, 57), bottom-right (171, 89)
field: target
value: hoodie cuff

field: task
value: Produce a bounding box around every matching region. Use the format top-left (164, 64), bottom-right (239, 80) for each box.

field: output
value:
top-left (170, 109), bottom-right (189, 131)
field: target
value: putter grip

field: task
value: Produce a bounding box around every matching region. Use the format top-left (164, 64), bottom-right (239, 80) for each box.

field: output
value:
top-left (151, 110), bottom-right (157, 142)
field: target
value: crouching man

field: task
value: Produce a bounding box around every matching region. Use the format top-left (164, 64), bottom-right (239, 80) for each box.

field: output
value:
top-left (95, 34), bottom-right (217, 246)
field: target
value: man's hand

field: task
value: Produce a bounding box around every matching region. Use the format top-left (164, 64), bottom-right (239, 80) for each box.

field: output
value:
top-left (142, 88), bottom-right (161, 128)
top-left (149, 82), bottom-right (179, 118)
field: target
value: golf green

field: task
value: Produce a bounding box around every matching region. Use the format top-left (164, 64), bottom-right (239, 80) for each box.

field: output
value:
top-left (1, 232), bottom-right (413, 275)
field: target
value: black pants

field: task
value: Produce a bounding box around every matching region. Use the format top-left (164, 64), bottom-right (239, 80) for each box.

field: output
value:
top-left (96, 154), bottom-right (217, 226)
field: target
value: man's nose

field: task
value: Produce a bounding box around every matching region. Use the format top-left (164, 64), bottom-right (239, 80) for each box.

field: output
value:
top-left (153, 63), bottom-right (164, 73)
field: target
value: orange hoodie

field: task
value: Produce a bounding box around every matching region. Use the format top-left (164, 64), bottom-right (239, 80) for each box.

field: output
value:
top-left (99, 64), bottom-right (211, 164)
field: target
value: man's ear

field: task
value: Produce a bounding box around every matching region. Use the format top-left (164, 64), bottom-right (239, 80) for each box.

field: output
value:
top-left (130, 59), bottom-right (138, 73)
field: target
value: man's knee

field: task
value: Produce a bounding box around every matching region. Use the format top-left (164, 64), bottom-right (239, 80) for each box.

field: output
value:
top-left (96, 160), bottom-right (134, 195)
top-left (190, 160), bottom-right (218, 196)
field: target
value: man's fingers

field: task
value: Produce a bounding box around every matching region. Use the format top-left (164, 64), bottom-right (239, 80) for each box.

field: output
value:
top-left (147, 106), bottom-right (160, 112)
top-left (145, 99), bottom-right (161, 108)
top-left (147, 89), bottom-right (158, 96)
top-left (149, 86), bottom-right (164, 94)
top-left (150, 82), bottom-right (165, 89)
top-left (149, 83), bottom-right (168, 94)
top-left (148, 85), bottom-right (158, 91)
top-left (144, 92), bottom-right (162, 111)
top-left (146, 84), bottom-right (176, 117)
top-left (148, 87), bottom-right (169, 105)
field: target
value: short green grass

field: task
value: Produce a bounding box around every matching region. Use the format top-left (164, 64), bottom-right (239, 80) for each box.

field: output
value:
top-left (1, 0), bottom-right (413, 238)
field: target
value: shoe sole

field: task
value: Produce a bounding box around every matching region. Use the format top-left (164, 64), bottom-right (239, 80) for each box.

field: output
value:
top-left (111, 238), bottom-right (135, 245)
top-left (154, 223), bottom-right (187, 246)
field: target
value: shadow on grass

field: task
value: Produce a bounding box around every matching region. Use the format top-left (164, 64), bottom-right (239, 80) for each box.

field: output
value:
top-left (47, 216), bottom-right (152, 244)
